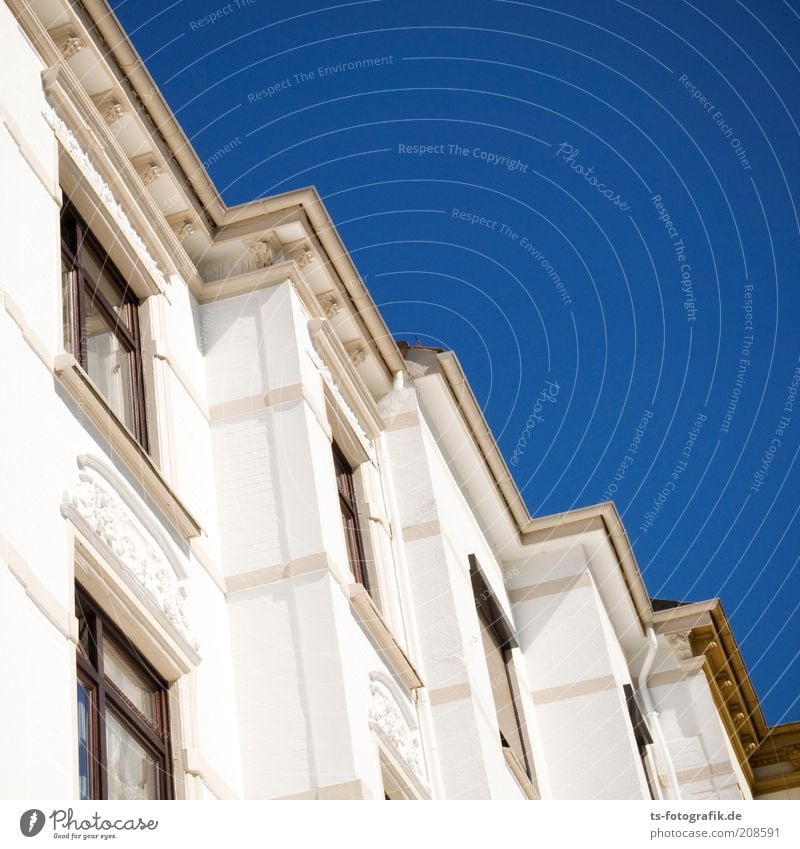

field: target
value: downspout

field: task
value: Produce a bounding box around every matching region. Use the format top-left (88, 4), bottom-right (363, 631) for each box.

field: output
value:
top-left (375, 372), bottom-right (444, 799)
top-left (639, 626), bottom-right (681, 800)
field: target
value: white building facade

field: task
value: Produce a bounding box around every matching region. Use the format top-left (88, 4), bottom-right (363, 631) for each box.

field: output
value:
top-left (1, 0), bottom-right (798, 802)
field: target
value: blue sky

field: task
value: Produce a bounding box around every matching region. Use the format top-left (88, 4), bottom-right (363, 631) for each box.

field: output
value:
top-left (109, 0), bottom-right (800, 724)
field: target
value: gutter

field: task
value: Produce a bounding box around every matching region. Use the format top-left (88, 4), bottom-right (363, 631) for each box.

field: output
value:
top-left (436, 350), bottom-right (531, 532)
top-left (294, 189), bottom-right (409, 380)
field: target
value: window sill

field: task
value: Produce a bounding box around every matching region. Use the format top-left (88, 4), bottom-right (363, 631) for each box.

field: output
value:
top-left (502, 746), bottom-right (539, 800)
top-left (347, 582), bottom-right (423, 690)
top-left (54, 353), bottom-right (202, 542)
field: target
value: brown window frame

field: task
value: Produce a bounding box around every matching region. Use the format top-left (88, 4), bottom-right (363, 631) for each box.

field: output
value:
top-left (61, 203), bottom-right (149, 451)
top-left (333, 444), bottom-right (370, 592)
top-left (75, 586), bottom-right (173, 800)
top-left (469, 554), bottom-right (533, 781)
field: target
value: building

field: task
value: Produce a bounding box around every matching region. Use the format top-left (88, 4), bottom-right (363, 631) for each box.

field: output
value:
top-left (1, 0), bottom-right (798, 802)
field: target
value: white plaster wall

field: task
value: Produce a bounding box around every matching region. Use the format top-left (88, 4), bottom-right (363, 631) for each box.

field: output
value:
top-left (169, 278), bottom-right (208, 393)
top-left (206, 282), bottom-right (350, 578)
top-left (212, 407), bottom-right (286, 574)
top-left (382, 384), bottom-right (532, 798)
top-left (207, 283), bottom-right (428, 798)
top-left (0, 6), bottom-right (241, 800)
top-left (2, 1), bottom-right (785, 803)
top-left (0, 309), bottom-right (243, 798)
top-left (166, 368), bottom-right (219, 537)
top-left (0, 565), bottom-right (75, 798)
top-left (652, 666), bottom-right (749, 800)
top-left (507, 547), bottom-right (649, 798)
top-left (0, 0), bottom-right (60, 354)
top-left (227, 573), bottom-right (357, 798)
top-left (184, 561), bottom-right (244, 797)
top-left (204, 291), bottom-right (271, 405)
top-left (226, 565), bottom-right (417, 800)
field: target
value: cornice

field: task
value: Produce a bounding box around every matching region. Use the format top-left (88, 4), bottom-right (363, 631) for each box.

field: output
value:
top-left (655, 598), bottom-right (771, 790)
top-left (308, 316), bottom-right (387, 444)
top-left (193, 258), bottom-right (307, 305)
top-left (519, 499), bottom-right (652, 631)
top-left (8, 0), bottom-right (205, 283)
top-left (221, 189), bottom-right (407, 383)
top-left (649, 599), bottom-right (800, 798)
top-left (751, 722), bottom-right (800, 795)
top-left (195, 259), bottom-right (385, 451)
top-left (40, 63), bottom-right (201, 292)
top-left (76, 0), bottom-right (223, 229)
top-left (436, 350), bottom-right (532, 533)
top-left (10, 0), bottom-right (407, 384)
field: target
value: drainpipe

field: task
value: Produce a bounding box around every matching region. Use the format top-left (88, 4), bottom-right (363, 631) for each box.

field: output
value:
top-left (639, 626), bottom-right (681, 800)
top-left (374, 373), bottom-right (444, 799)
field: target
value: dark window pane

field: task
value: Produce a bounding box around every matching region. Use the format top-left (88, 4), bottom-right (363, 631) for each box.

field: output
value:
top-left (333, 446), bottom-right (370, 591)
top-left (77, 682), bottom-right (92, 801)
top-left (59, 204), bottom-right (147, 449)
top-left (60, 213), bottom-right (77, 255)
top-left (75, 586), bottom-right (171, 800)
top-left (624, 683), bottom-right (653, 753)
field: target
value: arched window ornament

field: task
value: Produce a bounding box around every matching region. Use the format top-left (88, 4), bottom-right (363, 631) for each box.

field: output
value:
top-left (368, 671), bottom-right (429, 794)
top-left (61, 455), bottom-right (199, 660)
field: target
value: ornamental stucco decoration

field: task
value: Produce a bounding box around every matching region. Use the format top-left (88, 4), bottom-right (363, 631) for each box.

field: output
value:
top-left (368, 672), bottom-right (428, 791)
top-left (62, 457), bottom-right (197, 653)
top-left (345, 341), bottom-right (369, 367)
top-left (49, 25), bottom-right (84, 59)
top-left (287, 245), bottom-right (314, 268)
top-left (139, 162), bottom-right (163, 186)
top-left (666, 630), bottom-right (693, 661)
top-left (249, 239), bottom-right (275, 269)
top-left (787, 746), bottom-right (800, 769)
top-left (62, 35), bottom-right (84, 59)
top-left (318, 291), bottom-right (341, 318)
top-left (42, 106), bottom-right (169, 291)
top-left (174, 219), bottom-right (194, 242)
top-left (307, 345), bottom-right (372, 451)
top-left (102, 100), bottom-right (126, 125)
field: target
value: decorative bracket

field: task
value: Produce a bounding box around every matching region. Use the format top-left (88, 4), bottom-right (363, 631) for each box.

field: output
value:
top-left (49, 24), bottom-right (84, 59)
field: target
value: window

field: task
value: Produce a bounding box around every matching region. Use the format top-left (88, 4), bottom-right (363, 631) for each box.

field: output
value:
top-left (61, 204), bottom-right (148, 450)
top-left (623, 683), bottom-right (655, 799)
top-left (75, 587), bottom-right (173, 799)
top-left (470, 554), bottom-right (532, 781)
top-left (333, 444), bottom-right (370, 592)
